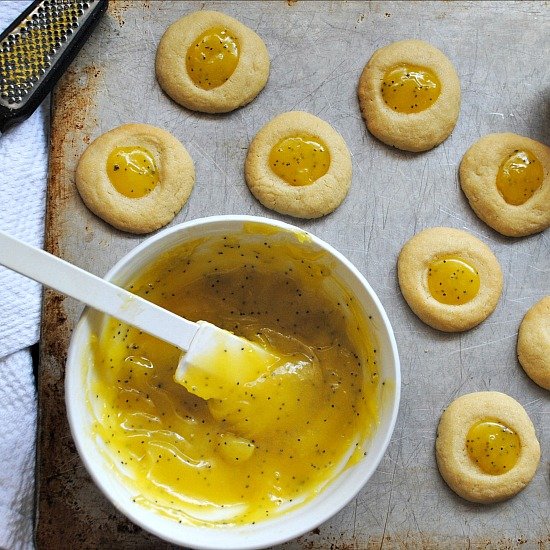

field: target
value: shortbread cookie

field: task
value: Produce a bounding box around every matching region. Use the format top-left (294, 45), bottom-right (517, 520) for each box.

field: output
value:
top-left (460, 133), bottom-right (550, 237)
top-left (156, 10), bottom-right (270, 113)
top-left (517, 296), bottom-right (550, 390)
top-left (75, 123), bottom-right (195, 234)
top-left (436, 392), bottom-right (540, 503)
top-left (358, 39), bottom-right (460, 152)
top-left (397, 227), bottom-right (502, 332)
top-left (245, 111), bottom-right (352, 218)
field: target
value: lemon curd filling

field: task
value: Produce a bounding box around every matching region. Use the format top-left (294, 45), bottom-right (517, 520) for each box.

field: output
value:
top-left (381, 64), bottom-right (441, 113)
top-left (106, 146), bottom-right (159, 198)
top-left (427, 256), bottom-right (480, 305)
top-left (186, 26), bottom-right (240, 90)
top-left (466, 420), bottom-right (521, 475)
top-left (496, 149), bottom-right (543, 206)
top-left (89, 232), bottom-right (380, 526)
top-left (269, 135), bottom-right (330, 186)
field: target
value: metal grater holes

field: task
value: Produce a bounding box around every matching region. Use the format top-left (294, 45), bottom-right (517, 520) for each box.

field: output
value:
top-left (0, 1), bottom-right (92, 105)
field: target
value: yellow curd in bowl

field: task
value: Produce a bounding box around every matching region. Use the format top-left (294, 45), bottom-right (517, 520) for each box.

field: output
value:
top-left (88, 230), bottom-right (380, 526)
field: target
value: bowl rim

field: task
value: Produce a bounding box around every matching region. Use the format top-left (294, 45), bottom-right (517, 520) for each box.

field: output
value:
top-left (65, 214), bottom-right (401, 549)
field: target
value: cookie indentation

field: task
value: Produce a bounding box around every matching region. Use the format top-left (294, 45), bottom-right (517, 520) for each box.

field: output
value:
top-left (156, 10), bottom-right (269, 114)
top-left (269, 134), bottom-right (330, 187)
top-left (358, 39), bottom-right (460, 152)
top-left (107, 146), bottom-right (159, 199)
top-left (459, 133), bottom-right (550, 237)
top-left (436, 391), bottom-right (540, 503)
top-left (397, 227), bottom-right (502, 332)
top-left (245, 111), bottom-right (352, 219)
top-left (466, 420), bottom-right (520, 475)
top-left (496, 149), bottom-right (543, 206)
top-left (76, 123), bottom-right (195, 234)
top-left (186, 26), bottom-right (239, 90)
top-left (381, 64), bottom-right (440, 113)
top-left (427, 256), bottom-right (480, 306)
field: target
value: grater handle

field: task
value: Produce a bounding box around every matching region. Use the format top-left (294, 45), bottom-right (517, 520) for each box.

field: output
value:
top-left (0, 0), bottom-right (108, 134)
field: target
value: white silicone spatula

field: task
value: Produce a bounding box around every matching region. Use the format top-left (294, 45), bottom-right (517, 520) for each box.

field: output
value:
top-left (0, 230), bottom-right (278, 391)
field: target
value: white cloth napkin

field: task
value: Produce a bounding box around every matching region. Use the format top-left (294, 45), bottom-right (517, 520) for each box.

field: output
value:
top-left (0, 2), bottom-right (49, 548)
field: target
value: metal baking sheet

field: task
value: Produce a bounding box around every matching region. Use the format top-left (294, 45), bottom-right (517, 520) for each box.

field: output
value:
top-left (36, 1), bottom-right (549, 547)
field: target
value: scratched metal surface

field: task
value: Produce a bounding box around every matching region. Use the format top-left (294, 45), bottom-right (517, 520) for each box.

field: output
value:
top-left (36, 1), bottom-right (550, 548)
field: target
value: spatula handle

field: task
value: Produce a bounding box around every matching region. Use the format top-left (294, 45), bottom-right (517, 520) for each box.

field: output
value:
top-left (0, 230), bottom-right (197, 350)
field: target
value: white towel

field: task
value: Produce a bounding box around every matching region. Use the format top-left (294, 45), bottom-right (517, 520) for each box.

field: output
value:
top-left (0, 1), bottom-right (49, 548)
top-left (0, 352), bottom-right (37, 550)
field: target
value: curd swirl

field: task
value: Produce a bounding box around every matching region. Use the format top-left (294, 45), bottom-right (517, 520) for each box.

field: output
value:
top-left (89, 229), bottom-right (380, 525)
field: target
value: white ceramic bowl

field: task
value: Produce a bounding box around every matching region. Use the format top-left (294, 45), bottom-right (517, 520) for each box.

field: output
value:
top-left (66, 215), bottom-right (400, 549)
